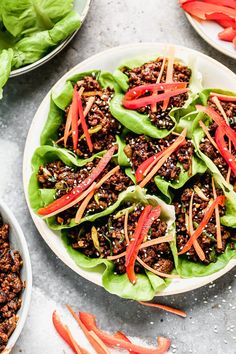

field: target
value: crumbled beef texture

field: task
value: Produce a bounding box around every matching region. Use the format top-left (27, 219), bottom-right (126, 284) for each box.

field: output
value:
top-left (199, 117), bottom-right (236, 188)
top-left (0, 216), bottom-right (23, 351)
top-left (69, 205), bottom-right (174, 275)
top-left (57, 76), bottom-right (121, 158)
top-left (122, 58), bottom-right (191, 130)
top-left (125, 133), bottom-right (193, 182)
top-left (209, 99), bottom-right (236, 130)
top-left (174, 174), bottom-right (236, 263)
top-left (37, 160), bottom-right (132, 225)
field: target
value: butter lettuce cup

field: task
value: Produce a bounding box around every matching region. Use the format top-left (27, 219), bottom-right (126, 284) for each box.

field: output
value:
top-left (110, 49), bottom-right (202, 139)
top-left (62, 186), bottom-right (177, 301)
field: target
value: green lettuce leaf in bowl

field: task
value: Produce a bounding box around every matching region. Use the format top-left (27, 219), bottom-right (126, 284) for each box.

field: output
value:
top-left (110, 53), bottom-right (202, 139)
top-left (62, 186), bottom-right (176, 301)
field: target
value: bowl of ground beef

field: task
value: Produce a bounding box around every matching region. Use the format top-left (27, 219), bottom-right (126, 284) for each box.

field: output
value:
top-left (0, 201), bottom-right (32, 353)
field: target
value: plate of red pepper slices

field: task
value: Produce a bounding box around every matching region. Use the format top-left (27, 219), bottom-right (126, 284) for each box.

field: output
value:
top-left (180, 0), bottom-right (236, 59)
top-left (23, 43), bottom-right (236, 299)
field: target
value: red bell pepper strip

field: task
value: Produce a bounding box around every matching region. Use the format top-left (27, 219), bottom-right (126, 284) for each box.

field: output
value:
top-left (202, 0), bottom-right (236, 9)
top-left (123, 88), bottom-right (189, 110)
top-left (138, 301), bottom-right (187, 318)
top-left (196, 105), bottom-right (236, 148)
top-left (233, 35), bottom-right (236, 47)
top-left (178, 195), bottom-right (226, 255)
top-left (38, 145), bottom-right (116, 216)
top-left (215, 127), bottom-right (236, 175)
top-left (216, 18), bottom-right (236, 28)
top-left (114, 332), bottom-right (138, 354)
top-left (67, 305), bottom-right (110, 354)
top-left (218, 26), bottom-right (236, 41)
top-left (124, 82), bottom-right (187, 101)
top-left (141, 206), bottom-right (161, 238)
top-left (77, 93), bottom-right (93, 153)
top-left (79, 312), bottom-right (171, 354)
top-left (52, 311), bottom-right (88, 354)
top-left (125, 205), bottom-right (152, 284)
top-left (70, 87), bottom-right (80, 152)
top-left (210, 92), bottom-right (236, 101)
top-left (181, 1), bottom-right (236, 20)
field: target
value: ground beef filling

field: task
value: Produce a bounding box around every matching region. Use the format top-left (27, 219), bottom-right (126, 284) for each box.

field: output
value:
top-left (58, 76), bottom-right (121, 158)
top-left (0, 216), bottom-right (23, 352)
top-left (174, 174), bottom-right (236, 264)
top-left (199, 101), bottom-right (236, 189)
top-left (37, 159), bottom-right (132, 225)
top-left (124, 133), bottom-right (193, 182)
top-left (69, 205), bottom-right (174, 275)
top-left (122, 58), bottom-right (191, 130)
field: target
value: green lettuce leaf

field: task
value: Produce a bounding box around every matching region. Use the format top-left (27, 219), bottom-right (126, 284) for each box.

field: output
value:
top-left (11, 11), bottom-right (81, 69)
top-left (199, 88), bottom-right (236, 106)
top-left (0, 48), bottom-right (13, 98)
top-left (61, 186), bottom-right (175, 300)
top-left (1, 0), bottom-right (73, 37)
top-left (110, 54), bottom-right (202, 139)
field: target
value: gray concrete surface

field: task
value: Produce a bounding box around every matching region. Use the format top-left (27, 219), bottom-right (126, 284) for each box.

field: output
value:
top-left (0, 1), bottom-right (235, 353)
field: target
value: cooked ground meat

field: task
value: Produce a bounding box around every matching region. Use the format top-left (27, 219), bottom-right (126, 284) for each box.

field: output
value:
top-left (68, 205), bottom-right (174, 275)
top-left (37, 159), bottom-right (133, 225)
top-left (174, 174), bottom-right (236, 263)
top-left (57, 75), bottom-right (121, 158)
top-left (122, 58), bottom-right (191, 130)
top-left (199, 106), bottom-right (236, 189)
top-left (124, 133), bottom-right (193, 183)
top-left (0, 216), bottom-right (23, 352)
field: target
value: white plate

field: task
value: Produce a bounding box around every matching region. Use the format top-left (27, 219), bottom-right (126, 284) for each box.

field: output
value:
top-left (186, 13), bottom-right (236, 60)
top-left (23, 43), bottom-right (236, 297)
top-left (0, 201), bottom-right (32, 353)
top-left (9, 0), bottom-right (91, 77)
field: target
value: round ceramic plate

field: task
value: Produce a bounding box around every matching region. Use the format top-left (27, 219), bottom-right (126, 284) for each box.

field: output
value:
top-left (186, 13), bottom-right (236, 60)
top-left (10, 0), bottom-right (91, 77)
top-left (23, 43), bottom-right (236, 296)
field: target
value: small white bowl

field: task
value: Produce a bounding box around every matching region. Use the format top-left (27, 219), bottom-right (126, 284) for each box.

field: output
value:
top-left (0, 201), bottom-right (32, 353)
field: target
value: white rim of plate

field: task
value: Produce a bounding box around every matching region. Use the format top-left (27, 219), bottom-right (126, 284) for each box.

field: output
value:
top-left (185, 13), bottom-right (236, 60)
top-left (9, 0), bottom-right (91, 77)
top-left (23, 42), bottom-right (236, 297)
top-left (0, 201), bottom-right (32, 353)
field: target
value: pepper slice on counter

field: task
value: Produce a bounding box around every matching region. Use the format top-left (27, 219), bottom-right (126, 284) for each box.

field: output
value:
top-left (196, 105), bottom-right (236, 148)
top-left (178, 195), bottom-right (226, 255)
top-left (79, 312), bottom-right (171, 354)
top-left (52, 311), bottom-right (88, 354)
top-left (37, 145), bottom-right (116, 217)
top-left (114, 332), bottom-right (138, 354)
top-left (215, 127), bottom-right (236, 175)
top-left (122, 88), bottom-right (189, 110)
top-left (77, 92), bottom-right (93, 152)
top-left (124, 82), bottom-right (187, 101)
top-left (125, 205), bottom-right (153, 284)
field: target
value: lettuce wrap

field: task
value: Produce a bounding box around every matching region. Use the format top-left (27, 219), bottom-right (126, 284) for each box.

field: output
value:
top-left (110, 53), bottom-right (202, 139)
top-left (28, 144), bottom-right (134, 230)
top-left (62, 186), bottom-right (176, 301)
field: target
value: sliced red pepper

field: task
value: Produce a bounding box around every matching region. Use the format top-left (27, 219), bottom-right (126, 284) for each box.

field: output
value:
top-left (67, 305), bottom-right (109, 354)
top-left (218, 26), bottom-right (236, 41)
top-left (38, 145), bottom-right (116, 216)
top-left (215, 127), bottom-right (236, 175)
top-left (202, 0), bottom-right (236, 9)
top-left (216, 18), bottom-right (236, 28)
top-left (79, 312), bottom-right (171, 354)
top-left (114, 332), bottom-right (138, 354)
top-left (135, 138), bottom-right (186, 183)
top-left (210, 92), bottom-right (236, 101)
top-left (233, 35), bottom-right (236, 47)
top-left (178, 195), bottom-right (226, 255)
top-left (124, 82), bottom-right (187, 101)
top-left (77, 93), bottom-right (93, 153)
top-left (196, 105), bottom-right (236, 149)
top-left (125, 205), bottom-right (152, 284)
top-left (70, 87), bottom-right (80, 152)
top-left (123, 88), bottom-right (189, 110)
top-left (181, 1), bottom-right (236, 20)
top-left (52, 311), bottom-right (88, 354)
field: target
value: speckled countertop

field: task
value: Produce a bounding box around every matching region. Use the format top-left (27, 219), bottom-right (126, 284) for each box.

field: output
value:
top-left (0, 1), bottom-right (235, 353)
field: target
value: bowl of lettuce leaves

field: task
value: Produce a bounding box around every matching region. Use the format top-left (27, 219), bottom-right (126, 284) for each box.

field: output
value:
top-left (0, 0), bottom-right (91, 99)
